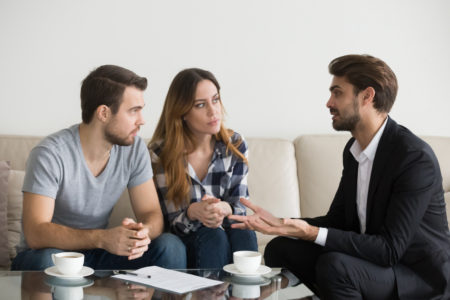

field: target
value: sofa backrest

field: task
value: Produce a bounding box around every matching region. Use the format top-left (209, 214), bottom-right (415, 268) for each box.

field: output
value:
top-left (295, 134), bottom-right (450, 221)
top-left (294, 134), bottom-right (350, 218)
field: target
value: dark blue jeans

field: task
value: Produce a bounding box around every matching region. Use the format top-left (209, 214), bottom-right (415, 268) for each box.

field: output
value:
top-left (180, 226), bottom-right (257, 269)
top-left (11, 233), bottom-right (186, 270)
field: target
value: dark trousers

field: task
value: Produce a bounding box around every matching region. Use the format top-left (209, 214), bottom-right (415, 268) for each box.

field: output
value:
top-left (264, 236), bottom-right (398, 300)
top-left (12, 233), bottom-right (186, 270)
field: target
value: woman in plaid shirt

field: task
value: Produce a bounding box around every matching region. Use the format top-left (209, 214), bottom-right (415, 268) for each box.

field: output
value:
top-left (148, 68), bottom-right (257, 269)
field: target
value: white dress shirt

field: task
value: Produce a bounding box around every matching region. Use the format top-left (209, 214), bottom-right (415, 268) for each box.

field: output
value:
top-left (315, 117), bottom-right (388, 245)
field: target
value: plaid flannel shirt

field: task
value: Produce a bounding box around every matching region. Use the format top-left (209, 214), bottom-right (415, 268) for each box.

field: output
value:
top-left (149, 132), bottom-right (249, 236)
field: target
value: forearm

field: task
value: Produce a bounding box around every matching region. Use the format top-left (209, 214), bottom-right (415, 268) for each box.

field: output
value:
top-left (298, 223), bottom-right (320, 241)
top-left (139, 211), bottom-right (163, 240)
top-left (24, 222), bottom-right (102, 250)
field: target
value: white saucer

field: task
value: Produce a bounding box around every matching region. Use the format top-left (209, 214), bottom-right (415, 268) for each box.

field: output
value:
top-left (44, 266), bottom-right (94, 279)
top-left (223, 275), bottom-right (271, 286)
top-left (45, 276), bottom-right (94, 288)
top-left (223, 264), bottom-right (272, 277)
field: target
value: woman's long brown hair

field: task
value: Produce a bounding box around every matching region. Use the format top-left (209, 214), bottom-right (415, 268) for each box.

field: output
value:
top-left (150, 68), bottom-right (247, 208)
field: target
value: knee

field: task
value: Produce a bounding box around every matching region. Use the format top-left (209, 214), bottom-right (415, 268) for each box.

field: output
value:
top-left (229, 229), bottom-right (257, 252)
top-left (197, 227), bottom-right (229, 249)
top-left (264, 236), bottom-right (286, 264)
top-left (316, 252), bottom-right (348, 282)
top-left (151, 233), bottom-right (186, 268)
top-left (12, 248), bottom-right (63, 271)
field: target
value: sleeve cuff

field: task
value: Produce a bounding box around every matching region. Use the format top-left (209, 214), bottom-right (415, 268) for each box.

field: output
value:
top-left (314, 227), bottom-right (328, 246)
top-left (281, 269), bottom-right (301, 287)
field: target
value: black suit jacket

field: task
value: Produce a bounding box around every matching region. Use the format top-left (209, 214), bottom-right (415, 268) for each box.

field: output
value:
top-left (305, 118), bottom-right (450, 299)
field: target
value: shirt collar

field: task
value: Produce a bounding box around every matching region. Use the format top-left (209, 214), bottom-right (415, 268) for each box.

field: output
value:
top-left (350, 117), bottom-right (388, 162)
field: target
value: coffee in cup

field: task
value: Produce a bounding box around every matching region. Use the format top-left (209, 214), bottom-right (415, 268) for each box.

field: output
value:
top-left (51, 252), bottom-right (84, 276)
top-left (233, 251), bottom-right (262, 273)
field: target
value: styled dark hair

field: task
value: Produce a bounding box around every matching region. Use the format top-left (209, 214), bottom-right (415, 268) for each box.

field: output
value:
top-left (328, 54), bottom-right (398, 113)
top-left (80, 65), bottom-right (147, 123)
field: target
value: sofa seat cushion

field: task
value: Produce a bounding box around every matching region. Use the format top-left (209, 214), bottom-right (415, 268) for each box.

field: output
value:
top-left (0, 161), bottom-right (10, 268)
top-left (7, 170), bottom-right (25, 260)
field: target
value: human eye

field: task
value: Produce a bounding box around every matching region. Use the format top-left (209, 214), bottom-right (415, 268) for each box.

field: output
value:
top-left (195, 102), bottom-right (205, 108)
top-left (333, 90), bottom-right (341, 97)
top-left (212, 97), bottom-right (220, 104)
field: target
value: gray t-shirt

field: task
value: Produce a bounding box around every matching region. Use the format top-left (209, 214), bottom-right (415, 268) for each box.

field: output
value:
top-left (20, 124), bottom-right (152, 249)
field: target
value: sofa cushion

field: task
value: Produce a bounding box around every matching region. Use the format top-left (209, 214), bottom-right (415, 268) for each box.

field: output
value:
top-left (0, 161), bottom-right (10, 268)
top-left (294, 135), bottom-right (350, 218)
top-left (247, 138), bottom-right (301, 251)
top-left (7, 170), bottom-right (25, 260)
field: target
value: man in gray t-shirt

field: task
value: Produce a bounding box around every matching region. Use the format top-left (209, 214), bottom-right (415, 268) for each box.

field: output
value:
top-left (12, 65), bottom-right (186, 271)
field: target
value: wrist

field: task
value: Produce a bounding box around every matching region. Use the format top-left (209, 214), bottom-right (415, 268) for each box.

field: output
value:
top-left (187, 204), bottom-right (198, 221)
top-left (90, 229), bottom-right (104, 249)
top-left (306, 225), bottom-right (319, 241)
top-left (221, 201), bottom-right (233, 216)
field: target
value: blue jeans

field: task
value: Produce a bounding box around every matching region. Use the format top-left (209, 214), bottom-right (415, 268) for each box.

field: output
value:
top-left (11, 233), bottom-right (186, 270)
top-left (180, 227), bottom-right (257, 269)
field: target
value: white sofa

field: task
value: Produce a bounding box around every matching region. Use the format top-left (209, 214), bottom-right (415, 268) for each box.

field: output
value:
top-left (1, 134), bottom-right (449, 270)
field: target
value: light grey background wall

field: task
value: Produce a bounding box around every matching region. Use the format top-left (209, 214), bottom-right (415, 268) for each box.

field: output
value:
top-left (1, 0), bottom-right (449, 139)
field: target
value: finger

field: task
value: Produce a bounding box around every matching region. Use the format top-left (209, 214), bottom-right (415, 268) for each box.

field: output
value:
top-left (228, 215), bottom-right (247, 222)
top-left (124, 222), bottom-right (144, 231)
top-left (239, 198), bottom-right (259, 211)
top-left (128, 246), bottom-right (148, 260)
top-left (230, 223), bottom-right (249, 229)
top-left (128, 252), bottom-right (144, 260)
top-left (122, 218), bottom-right (136, 226)
top-left (204, 197), bottom-right (220, 204)
top-left (131, 227), bottom-right (149, 239)
top-left (130, 237), bottom-right (151, 249)
top-left (201, 194), bottom-right (214, 201)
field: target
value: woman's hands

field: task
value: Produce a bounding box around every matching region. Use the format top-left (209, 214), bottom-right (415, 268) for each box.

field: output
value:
top-left (187, 195), bottom-right (232, 228)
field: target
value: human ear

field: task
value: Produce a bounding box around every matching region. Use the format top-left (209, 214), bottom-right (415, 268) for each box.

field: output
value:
top-left (96, 105), bottom-right (110, 122)
top-left (362, 87), bottom-right (375, 105)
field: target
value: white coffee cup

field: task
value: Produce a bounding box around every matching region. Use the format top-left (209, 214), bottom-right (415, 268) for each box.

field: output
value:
top-left (232, 284), bottom-right (260, 298)
top-left (233, 251), bottom-right (262, 273)
top-left (51, 252), bottom-right (84, 276)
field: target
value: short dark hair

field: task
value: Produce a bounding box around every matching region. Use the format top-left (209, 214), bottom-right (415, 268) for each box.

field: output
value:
top-left (328, 54), bottom-right (398, 113)
top-left (80, 65), bottom-right (147, 123)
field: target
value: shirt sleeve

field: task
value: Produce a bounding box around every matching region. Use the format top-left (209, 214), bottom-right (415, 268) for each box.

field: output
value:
top-left (22, 145), bottom-right (61, 199)
top-left (128, 137), bottom-right (153, 188)
top-left (222, 136), bottom-right (249, 227)
top-left (149, 142), bottom-right (201, 236)
top-left (314, 227), bottom-right (328, 246)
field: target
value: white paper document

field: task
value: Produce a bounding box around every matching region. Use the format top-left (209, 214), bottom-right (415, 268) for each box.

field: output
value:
top-left (112, 266), bottom-right (223, 294)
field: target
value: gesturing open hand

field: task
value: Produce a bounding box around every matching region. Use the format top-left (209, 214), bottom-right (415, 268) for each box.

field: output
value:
top-left (229, 198), bottom-right (318, 240)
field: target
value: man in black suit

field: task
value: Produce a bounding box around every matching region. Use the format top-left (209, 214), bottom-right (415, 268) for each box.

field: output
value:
top-left (229, 54), bottom-right (450, 299)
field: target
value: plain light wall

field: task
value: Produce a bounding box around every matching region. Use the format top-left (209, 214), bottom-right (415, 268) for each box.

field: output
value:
top-left (1, 0), bottom-right (449, 140)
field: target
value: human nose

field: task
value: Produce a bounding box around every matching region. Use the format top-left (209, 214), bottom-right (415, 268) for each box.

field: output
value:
top-left (137, 111), bottom-right (145, 125)
top-left (326, 96), bottom-right (333, 108)
top-left (206, 103), bottom-right (216, 116)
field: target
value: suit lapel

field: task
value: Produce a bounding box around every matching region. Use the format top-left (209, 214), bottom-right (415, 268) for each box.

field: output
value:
top-left (342, 138), bottom-right (360, 231)
top-left (345, 156), bottom-right (360, 231)
top-left (366, 117), bottom-right (397, 229)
